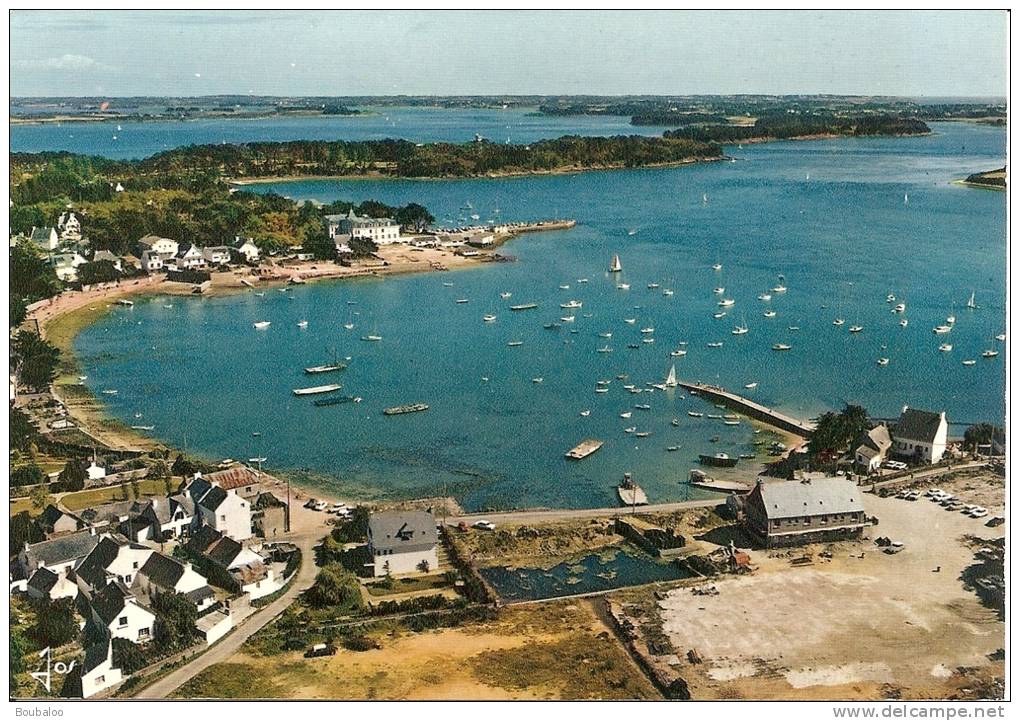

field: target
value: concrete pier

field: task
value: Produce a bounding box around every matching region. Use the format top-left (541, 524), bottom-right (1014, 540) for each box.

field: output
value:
top-left (679, 381), bottom-right (815, 438)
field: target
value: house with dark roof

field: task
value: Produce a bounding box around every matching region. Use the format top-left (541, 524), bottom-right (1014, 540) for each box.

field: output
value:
top-left (366, 510), bottom-right (438, 577)
top-left (88, 581), bottom-right (156, 644)
top-left (187, 474), bottom-right (253, 541)
top-left (17, 529), bottom-right (101, 579)
top-left (135, 552), bottom-right (215, 611)
top-left (37, 504), bottom-right (81, 537)
top-left (30, 226), bottom-right (59, 251)
top-left (853, 425), bottom-right (893, 473)
top-left (743, 477), bottom-right (868, 547)
top-left (74, 534), bottom-right (153, 594)
top-left (26, 566), bottom-right (79, 601)
top-left (891, 406), bottom-right (949, 464)
top-left (79, 625), bottom-right (123, 699)
top-left (183, 526), bottom-right (277, 599)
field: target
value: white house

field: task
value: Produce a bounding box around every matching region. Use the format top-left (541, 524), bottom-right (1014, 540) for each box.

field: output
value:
top-left (366, 510), bottom-right (439, 577)
top-left (80, 636), bottom-right (123, 699)
top-left (202, 245), bottom-right (231, 266)
top-left (16, 530), bottom-right (101, 583)
top-left (176, 243), bottom-right (207, 269)
top-left (50, 252), bottom-right (88, 282)
top-left (853, 425), bottom-right (892, 473)
top-left (326, 209), bottom-right (402, 245)
top-left (89, 581), bottom-right (156, 644)
top-left (92, 249), bottom-right (123, 272)
top-left (232, 236), bottom-right (260, 263)
top-left (891, 406), bottom-right (949, 464)
top-left (74, 535), bottom-right (154, 592)
top-left (137, 234), bottom-right (179, 259)
top-left (58, 211), bottom-right (82, 242)
top-left (30, 226), bottom-right (59, 251)
top-left (135, 552), bottom-right (216, 612)
top-left (87, 459), bottom-right (107, 481)
top-left (26, 567), bottom-right (80, 601)
top-left (140, 250), bottom-right (164, 273)
top-left (188, 477), bottom-right (253, 541)
top-left (185, 526), bottom-right (277, 599)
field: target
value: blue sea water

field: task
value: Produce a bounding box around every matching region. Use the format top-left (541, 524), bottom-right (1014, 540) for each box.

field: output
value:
top-left (10, 106), bottom-right (659, 160)
top-left (71, 118), bottom-right (1005, 512)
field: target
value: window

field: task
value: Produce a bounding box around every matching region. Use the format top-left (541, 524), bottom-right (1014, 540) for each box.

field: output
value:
top-left (220, 515), bottom-right (226, 521)
top-left (118, 616), bottom-right (128, 628)
top-left (133, 561), bottom-right (139, 569)
top-left (95, 675), bottom-right (105, 684)
top-left (139, 628), bottom-right (150, 640)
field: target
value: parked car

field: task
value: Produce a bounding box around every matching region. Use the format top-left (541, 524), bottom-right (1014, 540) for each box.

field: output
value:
top-left (313, 500), bottom-right (329, 512)
top-left (473, 520), bottom-right (496, 531)
top-left (304, 498), bottom-right (318, 509)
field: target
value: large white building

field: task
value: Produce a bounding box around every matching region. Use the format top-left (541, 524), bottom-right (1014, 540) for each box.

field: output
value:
top-left (326, 209), bottom-right (402, 245)
top-left (366, 510), bottom-right (438, 577)
top-left (137, 234), bottom-right (179, 259)
top-left (188, 476), bottom-right (253, 541)
top-left (891, 406), bottom-right (949, 464)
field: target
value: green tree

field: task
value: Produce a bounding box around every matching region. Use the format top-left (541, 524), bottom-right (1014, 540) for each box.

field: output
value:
top-left (57, 458), bottom-right (88, 492)
top-left (10, 408), bottom-right (40, 454)
top-left (394, 203), bottom-right (435, 233)
top-left (10, 618), bottom-right (28, 695)
top-left (9, 244), bottom-right (61, 305)
top-left (111, 637), bottom-right (149, 674)
top-left (10, 511), bottom-right (44, 554)
top-left (302, 232), bottom-right (339, 262)
top-left (30, 597), bottom-right (79, 648)
top-left (964, 423), bottom-right (1004, 452)
top-left (11, 463), bottom-right (45, 488)
top-left (77, 260), bottom-right (121, 286)
top-left (30, 485), bottom-right (50, 511)
top-left (808, 404), bottom-right (870, 459)
top-left (151, 592), bottom-right (198, 649)
top-left (171, 454), bottom-right (198, 478)
top-left (11, 331), bottom-right (61, 392)
top-left (305, 564), bottom-right (365, 613)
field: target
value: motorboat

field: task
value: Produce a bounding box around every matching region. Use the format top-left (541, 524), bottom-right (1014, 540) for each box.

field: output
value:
top-left (877, 358), bottom-right (890, 366)
top-left (698, 452), bottom-right (738, 468)
top-left (713, 312), bottom-right (727, 319)
top-left (744, 382), bottom-right (758, 389)
top-left (597, 346), bottom-right (613, 353)
top-left (713, 287), bottom-right (725, 294)
top-left (507, 340), bottom-right (524, 347)
top-left (560, 315), bottom-right (575, 323)
top-left (624, 318), bottom-right (637, 324)
top-left (758, 293), bottom-right (772, 301)
top-left (620, 411), bottom-right (632, 419)
top-left (707, 342), bottom-right (723, 348)
top-left (772, 343), bottom-right (792, 351)
top-left (718, 298), bottom-right (735, 307)
top-left (293, 384), bottom-right (343, 396)
top-left (640, 327), bottom-right (655, 334)
top-left (670, 349), bottom-right (688, 357)
top-left (561, 300), bottom-right (583, 309)
top-left (962, 359), bottom-right (977, 366)
top-left (900, 319), bottom-right (909, 327)
top-left (617, 283), bottom-right (631, 290)
top-left (763, 310), bottom-right (776, 318)
top-left (483, 314), bottom-right (497, 323)
top-left (832, 318), bottom-right (845, 326)
top-left (253, 321), bottom-right (271, 329)
top-left (687, 411), bottom-right (704, 418)
top-left (892, 303), bottom-right (906, 313)
top-left (297, 320), bottom-right (309, 328)
top-left (500, 292), bottom-right (512, 299)
top-left (933, 325), bottom-right (952, 334)
top-left (849, 325), bottom-right (864, 333)
top-left (938, 343), bottom-right (953, 352)
top-left (982, 350), bottom-right (999, 358)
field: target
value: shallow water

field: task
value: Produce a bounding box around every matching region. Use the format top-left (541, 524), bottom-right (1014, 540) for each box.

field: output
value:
top-left (73, 119), bottom-right (1005, 511)
top-left (479, 547), bottom-right (693, 602)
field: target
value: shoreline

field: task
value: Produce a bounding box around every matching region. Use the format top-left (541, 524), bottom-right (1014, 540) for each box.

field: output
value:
top-left (227, 156), bottom-right (723, 186)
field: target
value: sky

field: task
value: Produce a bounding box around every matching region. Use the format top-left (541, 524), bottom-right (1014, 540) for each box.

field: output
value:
top-left (9, 10), bottom-right (1009, 98)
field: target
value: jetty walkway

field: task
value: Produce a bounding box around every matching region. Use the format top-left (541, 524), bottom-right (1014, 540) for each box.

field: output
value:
top-left (679, 381), bottom-right (815, 438)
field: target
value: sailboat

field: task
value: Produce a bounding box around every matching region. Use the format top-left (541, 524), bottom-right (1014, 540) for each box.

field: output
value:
top-left (665, 364), bottom-right (678, 388)
top-left (732, 315), bottom-right (749, 335)
top-left (904, 193), bottom-right (909, 205)
top-left (609, 254), bottom-right (623, 273)
top-left (966, 291), bottom-right (979, 310)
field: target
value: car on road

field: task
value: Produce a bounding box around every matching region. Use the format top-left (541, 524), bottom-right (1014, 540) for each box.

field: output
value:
top-left (472, 520), bottom-right (496, 531)
top-left (312, 500), bottom-right (329, 512)
top-left (304, 498), bottom-right (318, 509)
top-left (304, 643), bottom-right (337, 658)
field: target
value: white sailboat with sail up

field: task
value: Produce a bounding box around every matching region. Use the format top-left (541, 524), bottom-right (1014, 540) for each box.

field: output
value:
top-left (609, 254), bottom-right (623, 273)
top-left (966, 291), bottom-right (979, 310)
top-left (665, 364), bottom-right (678, 388)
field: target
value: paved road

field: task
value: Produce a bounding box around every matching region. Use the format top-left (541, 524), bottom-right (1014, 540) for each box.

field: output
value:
top-left (446, 498), bottom-right (721, 526)
top-left (866, 460), bottom-right (988, 490)
top-left (134, 531), bottom-right (321, 699)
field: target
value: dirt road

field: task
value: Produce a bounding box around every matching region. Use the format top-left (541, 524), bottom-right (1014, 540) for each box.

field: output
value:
top-left (447, 498), bottom-right (721, 526)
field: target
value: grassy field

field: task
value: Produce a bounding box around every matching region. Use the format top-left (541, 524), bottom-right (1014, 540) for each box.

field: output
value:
top-left (364, 572), bottom-right (452, 597)
top-left (173, 600), bottom-right (659, 700)
top-left (60, 479), bottom-right (170, 511)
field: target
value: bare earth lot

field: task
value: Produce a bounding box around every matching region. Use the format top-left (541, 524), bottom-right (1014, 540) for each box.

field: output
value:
top-left (656, 490), bottom-right (1005, 700)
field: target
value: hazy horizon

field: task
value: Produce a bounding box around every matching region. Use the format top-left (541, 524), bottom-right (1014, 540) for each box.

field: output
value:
top-left (10, 10), bottom-right (1008, 98)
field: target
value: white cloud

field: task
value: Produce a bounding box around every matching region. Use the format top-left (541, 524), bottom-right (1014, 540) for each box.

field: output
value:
top-left (40, 54), bottom-right (113, 72)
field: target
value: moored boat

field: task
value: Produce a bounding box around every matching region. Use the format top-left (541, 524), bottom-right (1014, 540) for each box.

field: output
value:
top-left (617, 472), bottom-right (648, 506)
top-left (698, 452), bottom-right (739, 468)
top-left (383, 403), bottom-right (429, 415)
top-left (293, 383), bottom-right (343, 396)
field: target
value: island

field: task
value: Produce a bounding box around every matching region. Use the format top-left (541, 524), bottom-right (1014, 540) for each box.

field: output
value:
top-left (961, 167), bottom-right (1007, 190)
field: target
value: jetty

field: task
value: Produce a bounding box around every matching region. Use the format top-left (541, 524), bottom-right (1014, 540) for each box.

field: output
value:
top-left (565, 438), bottom-right (604, 460)
top-left (678, 380), bottom-right (815, 438)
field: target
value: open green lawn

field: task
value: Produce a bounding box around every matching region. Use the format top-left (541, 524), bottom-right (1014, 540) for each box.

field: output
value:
top-left (60, 479), bottom-right (169, 511)
top-left (365, 572), bottom-right (452, 597)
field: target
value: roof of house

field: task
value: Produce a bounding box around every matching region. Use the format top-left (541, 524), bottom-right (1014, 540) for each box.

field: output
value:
top-left (93, 250), bottom-right (119, 262)
top-left (856, 425), bottom-right (892, 459)
top-left (205, 466), bottom-right (260, 492)
top-left (27, 567), bottom-right (60, 594)
top-left (38, 504), bottom-right (78, 531)
top-left (185, 585), bottom-right (216, 604)
top-left (198, 484), bottom-right (228, 511)
top-left (368, 510), bottom-right (438, 554)
top-left (77, 499), bottom-right (144, 526)
top-left (91, 581), bottom-right (148, 625)
top-left (23, 529), bottom-right (100, 569)
top-left (751, 478), bottom-right (864, 521)
top-left (894, 407), bottom-right (946, 443)
top-left (185, 525), bottom-right (221, 556)
top-left (230, 561), bottom-right (268, 585)
top-left (139, 498), bottom-right (172, 525)
top-left (75, 535), bottom-right (141, 589)
top-left (31, 226), bottom-right (56, 241)
top-left (169, 493), bottom-right (195, 517)
top-left (139, 552), bottom-right (187, 589)
top-left (206, 536), bottom-right (243, 567)
top-left (138, 234), bottom-right (177, 247)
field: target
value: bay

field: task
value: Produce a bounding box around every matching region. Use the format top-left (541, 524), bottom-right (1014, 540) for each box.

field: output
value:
top-left (72, 119), bottom-right (1005, 511)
